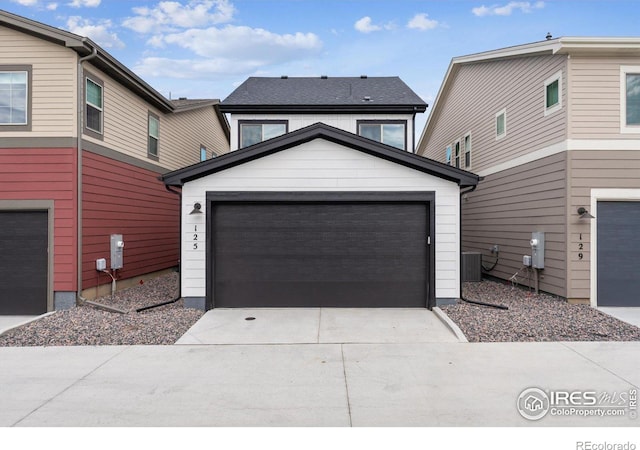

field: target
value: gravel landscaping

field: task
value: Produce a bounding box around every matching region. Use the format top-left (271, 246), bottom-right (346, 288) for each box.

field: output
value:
top-left (0, 272), bottom-right (203, 346)
top-left (443, 279), bottom-right (640, 342)
top-left (2, 274), bottom-right (639, 345)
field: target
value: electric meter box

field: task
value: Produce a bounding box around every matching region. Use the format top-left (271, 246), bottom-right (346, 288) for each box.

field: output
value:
top-left (110, 234), bottom-right (124, 269)
top-left (530, 232), bottom-right (545, 269)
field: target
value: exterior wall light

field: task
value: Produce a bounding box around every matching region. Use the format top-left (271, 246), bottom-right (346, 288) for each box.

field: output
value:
top-left (577, 207), bottom-right (595, 219)
top-left (189, 202), bottom-right (203, 214)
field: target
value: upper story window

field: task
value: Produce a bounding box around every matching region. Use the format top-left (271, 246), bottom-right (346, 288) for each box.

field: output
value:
top-left (358, 120), bottom-right (406, 150)
top-left (0, 65), bottom-right (31, 131)
top-left (239, 120), bottom-right (287, 148)
top-left (495, 109), bottom-right (507, 140)
top-left (621, 66), bottom-right (640, 133)
top-left (454, 140), bottom-right (461, 168)
top-left (544, 71), bottom-right (562, 116)
top-left (445, 145), bottom-right (452, 165)
top-left (148, 113), bottom-right (159, 159)
top-left (85, 73), bottom-right (104, 139)
top-left (464, 134), bottom-right (471, 169)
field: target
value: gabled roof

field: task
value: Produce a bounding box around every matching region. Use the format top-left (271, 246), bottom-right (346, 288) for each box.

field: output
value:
top-left (220, 76), bottom-right (427, 114)
top-left (171, 99), bottom-right (230, 141)
top-left (161, 122), bottom-right (478, 187)
top-left (419, 36), bottom-right (640, 147)
top-left (0, 9), bottom-right (229, 141)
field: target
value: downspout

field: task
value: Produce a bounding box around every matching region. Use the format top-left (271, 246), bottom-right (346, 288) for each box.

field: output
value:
top-left (135, 184), bottom-right (182, 312)
top-left (76, 42), bottom-right (98, 305)
top-left (459, 184), bottom-right (508, 310)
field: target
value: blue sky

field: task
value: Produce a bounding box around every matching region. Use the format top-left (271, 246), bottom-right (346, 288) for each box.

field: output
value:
top-left (3, 0), bottom-right (640, 130)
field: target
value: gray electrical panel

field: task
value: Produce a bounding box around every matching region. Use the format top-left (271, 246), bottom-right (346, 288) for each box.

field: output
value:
top-left (110, 234), bottom-right (124, 270)
top-left (530, 232), bottom-right (545, 269)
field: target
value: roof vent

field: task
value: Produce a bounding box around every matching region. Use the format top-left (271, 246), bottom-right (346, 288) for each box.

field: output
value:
top-left (320, 75), bottom-right (328, 79)
top-left (178, 97), bottom-right (187, 100)
top-left (281, 75), bottom-right (288, 79)
top-left (360, 75), bottom-right (368, 79)
top-left (545, 32), bottom-right (552, 40)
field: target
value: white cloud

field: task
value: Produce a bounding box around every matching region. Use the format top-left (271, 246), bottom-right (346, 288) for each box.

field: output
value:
top-left (66, 16), bottom-right (124, 48)
top-left (407, 13), bottom-right (439, 31)
top-left (123, 0), bottom-right (235, 34)
top-left (354, 16), bottom-right (380, 33)
top-left (68, 0), bottom-right (101, 7)
top-left (47, 2), bottom-right (58, 9)
top-left (159, 25), bottom-right (322, 62)
top-left (134, 56), bottom-right (262, 78)
top-left (11, 0), bottom-right (39, 6)
top-left (472, 1), bottom-right (544, 17)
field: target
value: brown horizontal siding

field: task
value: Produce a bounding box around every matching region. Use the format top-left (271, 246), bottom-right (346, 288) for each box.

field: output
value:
top-left (462, 152), bottom-right (567, 296)
top-left (0, 148), bottom-right (77, 291)
top-left (81, 151), bottom-right (180, 288)
top-left (420, 54), bottom-right (567, 173)
top-left (566, 149), bottom-right (640, 299)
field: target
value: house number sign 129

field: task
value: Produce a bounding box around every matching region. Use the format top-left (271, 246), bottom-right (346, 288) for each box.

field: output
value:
top-left (578, 233), bottom-right (583, 260)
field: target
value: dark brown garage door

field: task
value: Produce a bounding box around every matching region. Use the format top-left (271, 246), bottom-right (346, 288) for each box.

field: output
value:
top-left (0, 211), bottom-right (48, 315)
top-left (597, 201), bottom-right (640, 307)
top-left (210, 197), bottom-right (432, 308)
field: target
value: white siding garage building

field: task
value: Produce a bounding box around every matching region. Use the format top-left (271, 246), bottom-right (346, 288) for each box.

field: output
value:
top-left (162, 123), bottom-right (479, 310)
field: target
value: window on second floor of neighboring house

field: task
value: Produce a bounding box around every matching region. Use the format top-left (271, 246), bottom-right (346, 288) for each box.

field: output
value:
top-left (0, 66), bottom-right (31, 131)
top-left (239, 121), bottom-right (288, 148)
top-left (544, 71), bottom-right (562, 116)
top-left (495, 109), bottom-right (507, 140)
top-left (85, 74), bottom-right (103, 139)
top-left (357, 121), bottom-right (406, 150)
top-left (148, 113), bottom-right (159, 159)
top-left (622, 67), bottom-right (640, 133)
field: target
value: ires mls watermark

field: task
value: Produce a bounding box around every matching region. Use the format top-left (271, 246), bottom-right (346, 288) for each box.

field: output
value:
top-left (517, 387), bottom-right (637, 421)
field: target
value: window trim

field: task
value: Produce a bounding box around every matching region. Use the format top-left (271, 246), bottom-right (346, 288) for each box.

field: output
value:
top-left (495, 109), bottom-right (507, 140)
top-left (453, 139), bottom-right (461, 168)
top-left (544, 70), bottom-right (563, 117)
top-left (238, 120), bottom-right (289, 148)
top-left (84, 71), bottom-right (104, 140)
top-left (621, 65), bottom-right (640, 134)
top-left (463, 133), bottom-right (472, 169)
top-left (0, 65), bottom-right (32, 131)
top-left (445, 145), bottom-right (452, 165)
top-left (147, 111), bottom-right (160, 160)
top-left (356, 119), bottom-right (407, 150)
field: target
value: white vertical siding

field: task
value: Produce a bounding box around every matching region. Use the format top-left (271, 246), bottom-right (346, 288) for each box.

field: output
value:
top-left (229, 113), bottom-right (416, 152)
top-left (181, 139), bottom-right (461, 300)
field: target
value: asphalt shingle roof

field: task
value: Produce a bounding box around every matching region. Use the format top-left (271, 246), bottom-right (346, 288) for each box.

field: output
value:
top-left (220, 76), bottom-right (427, 113)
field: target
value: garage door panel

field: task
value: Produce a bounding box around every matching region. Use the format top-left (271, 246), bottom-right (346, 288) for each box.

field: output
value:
top-left (597, 201), bottom-right (640, 307)
top-left (0, 211), bottom-right (48, 315)
top-left (212, 202), bottom-right (429, 308)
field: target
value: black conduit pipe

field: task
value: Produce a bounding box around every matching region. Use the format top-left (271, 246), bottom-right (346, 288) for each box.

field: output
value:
top-left (459, 184), bottom-right (508, 310)
top-left (136, 185), bottom-right (183, 313)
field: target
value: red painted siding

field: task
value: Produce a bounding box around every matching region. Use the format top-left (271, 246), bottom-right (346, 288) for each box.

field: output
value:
top-left (0, 148), bottom-right (77, 291)
top-left (82, 151), bottom-right (180, 288)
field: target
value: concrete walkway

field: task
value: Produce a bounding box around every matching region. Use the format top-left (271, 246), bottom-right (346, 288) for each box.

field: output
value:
top-left (1, 341), bottom-right (638, 427)
top-left (599, 307), bottom-right (640, 328)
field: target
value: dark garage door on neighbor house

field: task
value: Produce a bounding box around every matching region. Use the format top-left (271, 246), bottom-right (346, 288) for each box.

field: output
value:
top-left (597, 201), bottom-right (640, 307)
top-left (0, 211), bottom-right (48, 315)
top-left (210, 198), bottom-right (433, 308)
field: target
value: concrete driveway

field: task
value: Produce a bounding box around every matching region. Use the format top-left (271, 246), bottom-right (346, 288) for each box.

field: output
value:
top-left (175, 308), bottom-right (463, 345)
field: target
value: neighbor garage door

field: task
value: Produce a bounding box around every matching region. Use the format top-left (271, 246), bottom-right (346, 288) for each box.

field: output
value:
top-left (597, 201), bottom-right (640, 307)
top-left (0, 211), bottom-right (48, 314)
top-left (211, 200), bottom-right (431, 308)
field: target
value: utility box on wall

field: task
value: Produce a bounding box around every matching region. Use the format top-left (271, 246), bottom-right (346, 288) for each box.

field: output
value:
top-left (110, 234), bottom-right (124, 269)
top-left (461, 252), bottom-right (483, 282)
top-left (530, 232), bottom-right (545, 269)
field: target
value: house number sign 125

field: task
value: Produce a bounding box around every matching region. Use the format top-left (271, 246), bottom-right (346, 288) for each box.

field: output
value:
top-left (193, 225), bottom-right (198, 250)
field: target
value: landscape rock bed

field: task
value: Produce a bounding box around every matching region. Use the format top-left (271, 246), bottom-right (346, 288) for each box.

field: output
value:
top-left (443, 279), bottom-right (640, 342)
top-left (0, 272), bottom-right (203, 346)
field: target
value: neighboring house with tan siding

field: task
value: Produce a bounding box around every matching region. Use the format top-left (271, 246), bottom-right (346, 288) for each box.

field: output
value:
top-left (0, 10), bottom-right (229, 315)
top-left (417, 37), bottom-right (640, 308)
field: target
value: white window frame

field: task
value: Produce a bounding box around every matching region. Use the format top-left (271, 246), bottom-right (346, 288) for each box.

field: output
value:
top-left (445, 145), bottom-right (452, 165)
top-left (0, 69), bottom-right (29, 127)
top-left (463, 133), bottom-right (472, 169)
top-left (621, 65), bottom-right (640, 134)
top-left (495, 109), bottom-right (507, 140)
top-left (453, 139), bottom-right (461, 168)
top-left (544, 71), bottom-right (563, 117)
top-left (147, 113), bottom-right (159, 159)
top-left (85, 75), bottom-right (103, 136)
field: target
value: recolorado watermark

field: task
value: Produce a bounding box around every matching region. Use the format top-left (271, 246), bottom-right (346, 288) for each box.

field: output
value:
top-left (576, 442), bottom-right (636, 450)
top-left (517, 387), bottom-right (637, 421)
